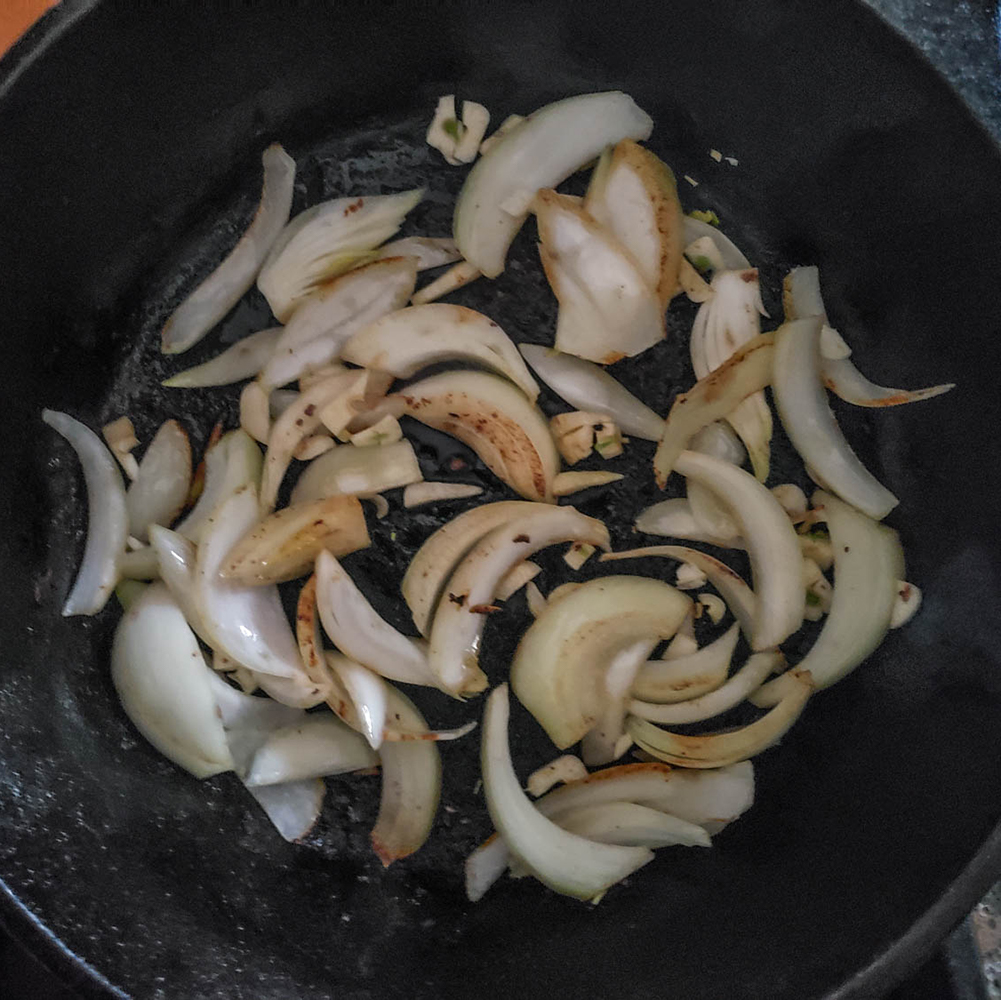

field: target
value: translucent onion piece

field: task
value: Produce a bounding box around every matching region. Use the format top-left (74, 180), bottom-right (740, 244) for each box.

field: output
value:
top-left (822, 357), bottom-right (954, 408)
top-left (221, 494), bottom-right (370, 584)
top-left (687, 423), bottom-right (742, 543)
top-left (403, 482), bottom-right (484, 508)
top-left (244, 780), bottom-right (325, 843)
top-left (494, 560), bottom-right (542, 602)
top-left (42, 409), bottom-right (128, 616)
top-left (245, 714), bottom-right (378, 786)
top-left (148, 525), bottom-right (210, 643)
top-left (374, 236), bottom-right (461, 269)
top-left (772, 317), bottom-right (898, 520)
top-left (258, 188), bottom-right (423, 322)
top-left (163, 327), bottom-right (282, 388)
top-left (673, 452), bottom-right (802, 650)
top-left (259, 257), bottom-right (418, 390)
top-left (552, 471), bottom-right (624, 496)
top-left (630, 650), bottom-right (783, 724)
top-left (511, 576), bottom-right (691, 749)
top-left (402, 501), bottom-right (540, 635)
top-left (289, 439), bottom-right (423, 506)
top-left (584, 139), bottom-right (684, 307)
top-left (315, 549), bottom-right (437, 687)
top-left (632, 621), bottom-right (740, 703)
top-left (393, 370), bottom-right (560, 501)
top-left (342, 303), bottom-right (539, 401)
top-left (428, 506), bottom-right (611, 696)
top-left (125, 420), bottom-right (192, 542)
top-left (371, 685), bottom-right (441, 866)
top-left (653, 333), bottom-right (774, 487)
top-left (752, 491), bottom-right (904, 707)
top-left (295, 573), bottom-right (345, 707)
top-left (518, 343), bottom-right (664, 440)
top-left (325, 651), bottom-right (388, 750)
top-left (196, 485), bottom-right (307, 679)
top-left (633, 497), bottom-right (742, 548)
top-left (482, 684), bottom-right (653, 901)
top-left (534, 188), bottom-right (664, 363)
top-left (558, 801), bottom-right (711, 849)
top-left (682, 216), bottom-right (750, 270)
top-left (114, 579), bottom-right (147, 610)
top-left (111, 584), bottom-right (233, 777)
top-left (454, 91), bottom-right (653, 278)
top-left (527, 754), bottom-right (589, 797)
top-left (162, 144), bottom-right (295, 353)
top-left (410, 260), bottom-right (482, 305)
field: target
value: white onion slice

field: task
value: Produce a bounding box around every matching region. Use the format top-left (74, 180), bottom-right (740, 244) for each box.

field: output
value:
top-left (162, 145), bottom-right (295, 353)
top-left (687, 423), bottom-right (742, 543)
top-left (314, 549), bottom-right (437, 687)
top-left (43, 409), bottom-right (128, 616)
top-left (393, 370), bottom-right (560, 502)
top-left (325, 651), bottom-right (388, 750)
top-left (482, 684), bottom-right (653, 901)
top-left (628, 670), bottom-right (812, 768)
top-left (102, 416), bottom-right (139, 480)
top-left (403, 482), bottom-right (484, 508)
top-left (147, 525), bottom-right (210, 642)
top-left (342, 303), bottom-right (539, 401)
top-left (239, 381), bottom-right (271, 444)
top-left (410, 260), bottom-right (482, 305)
top-left (526, 755), bottom-right (589, 797)
top-left (552, 471), bottom-right (623, 496)
top-left (632, 621), bottom-right (740, 703)
top-left (454, 91), bottom-right (652, 277)
top-left (289, 438), bottom-right (422, 505)
top-left (162, 327), bottom-right (282, 388)
top-left (258, 188), bottom-right (423, 322)
top-left (375, 236), bottom-right (461, 269)
top-left (259, 257), bottom-right (418, 390)
top-left (118, 546), bottom-right (159, 581)
top-left (111, 583), bottom-right (233, 777)
top-left (244, 780), bottom-right (325, 843)
top-left (428, 506), bottom-right (611, 696)
top-left (558, 801), bottom-right (711, 849)
top-left (682, 216), bottom-right (750, 270)
top-left (125, 420), bottom-right (192, 542)
top-left (772, 317), bottom-right (898, 519)
top-left (633, 498), bottom-right (742, 548)
top-left (245, 714), bottom-right (378, 786)
top-left (822, 357), bottom-right (955, 408)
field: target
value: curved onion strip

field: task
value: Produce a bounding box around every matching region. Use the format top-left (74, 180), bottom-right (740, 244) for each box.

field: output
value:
top-left (175, 429), bottom-right (262, 543)
top-left (162, 327), bottom-right (282, 388)
top-left (325, 651), bottom-right (388, 750)
top-left (772, 317), bottom-right (898, 520)
top-left (118, 545), bottom-right (160, 581)
top-left (410, 260), bottom-right (482, 305)
top-left (687, 423), bottom-right (742, 543)
top-left (221, 494), bottom-right (369, 584)
top-left (289, 439), bottom-right (422, 506)
top-left (148, 525), bottom-right (211, 642)
top-left (403, 482), bottom-right (484, 508)
top-left (632, 621), bottom-right (740, 703)
top-left (195, 485), bottom-right (307, 679)
top-left (682, 216), bottom-right (750, 270)
top-left (244, 714), bottom-right (378, 786)
top-left (453, 91), bottom-right (653, 278)
top-left (534, 189), bottom-right (664, 363)
top-left (239, 381), bottom-right (271, 444)
top-left (162, 145), bottom-right (295, 354)
top-left (259, 370), bottom-right (368, 512)
top-left (43, 409), bottom-right (128, 616)
top-left (259, 257), bottom-right (418, 390)
top-left (314, 549), bottom-right (437, 687)
top-left (247, 780), bottom-right (326, 843)
top-left (125, 420), bottom-right (192, 542)
top-left (511, 576), bottom-right (691, 749)
top-left (482, 684), bottom-right (653, 901)
top-left (258, 189), bottom-right (423, 322)
top-left (526, 755), bottom-right (589, 797)
top-left (403, 501), bottom-right (542, 635)
top-left (494, 560), bottom-right (541, 602)
top-left (428, 506), bottom-right (611, 696)
top-left (517, 343), bottom-right (663, 440)
top-left (371, 685), bottom-right (441, 866)
top-left (674, 452), bottom-right (802, 650)
top-left (633, 498), bottom-right (742, 548)
top-left (296, 574), bottom-right (353, 713)
top-left (374, 236), bottom-right (461, 269)
top-left (653, 333), bottom-right (774, 487)
top-left (393, 370), bottom-right (560, 502)
top-left (630, 650), bottom-right (783, 724)
top-left (552, 471), bottom-right (623, 496)
top-left (253, 671), bottom-right (329, 711)
top-left (342, 303), bottom-right (539, 401)
top-left (111, 583), bottom-right (234, 778)
top-left (628, 670), bottom-right (812, 768)
top-left (752, 491), bottom-right (904, 707)
top-left (558, 801), bottom-right (711, 848)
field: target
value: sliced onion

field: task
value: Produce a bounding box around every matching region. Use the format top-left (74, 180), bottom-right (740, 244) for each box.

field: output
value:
top-left (239, 381), bottom-right (271, 444)
top-left (559, 801), bottom-right (711, 849)
top-left (125, 420), bottom-right (192, 542)
top-left (511, 576), bottom-right (691, 748)
top-left (822, 357), bottom-right (954, 408)
top-left (259, 257), bottom-right (418, 390)
top-left (314, 549), bottom-right (437, 687)
top-left (375, 236), bottom-right (461, 269)
top-left (147, 525), bottom-right (210, 643)
top-left (687, 423), bottom-right (743, 543)
top-left (325, 651), bottom-right (388, 750)
top-left (517, 343), bottom-right (663, 440)
top-left (393, 370), bottom-right (560, 501)
top-left (653, 333), bottom-right (774, 487)
top-left (162, 327), bottom-right (282, 388)
top-left (371, 685), bottom-right (441, 866)
top-left (454, 92), bottom-right (652, 278)
top-left (482, 684), bottom-right (653, 901)
top-left (258, 188), bottom-right (423, 322)
top-left (402, 501), bottom-right (541, 635)
top-left (220, 494), bottom-right (369, 584)
top-left (289, 438), bottom-right (422, 505)
top-left (162, 145), bottom-right (295, 353)
top-left (682, 216), bottom-right (750, 270)
top-left (552, 471), bottom-right (623, 496)
top-left (494, 560), bottom-right (542, 602)
top-left (403, 482), bottom-right (484, 508)
top-left (533, 188), bottom-right (664, 363)
top-left (526, 755), bottom-right (589, 797)
top-left (428, 506), bottom-right (611, 696)
top-left (347, 414), bottom-right (402, 447)
top-left (243, 779), bottom-right (326, 842)
top-left (111, 583), bottom-right (233, 777)
top-left (293, 434), bottom-right (335, 462)
top-left (342, 303), bottom-right (539, 401)
top-left (677, 257), bottom-right (713, 302)
top-left (662, 608), bottom-right (698, 658)
top-left (633, 497), bottom-right (741, 548)
top-left (632, 621), bottom-right (740, 703)
top-left (772, 316), bottom-right (898, 519)
top-left (43, 409), bottom-right (128, 616)
top-left (410, 260), bottom-right (482, 305)
top-left (118, 546), bottom-right (159, 581)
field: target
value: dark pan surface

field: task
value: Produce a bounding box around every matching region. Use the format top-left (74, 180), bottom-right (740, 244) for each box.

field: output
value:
top-left (3, 2), bottom-right (1001, 998)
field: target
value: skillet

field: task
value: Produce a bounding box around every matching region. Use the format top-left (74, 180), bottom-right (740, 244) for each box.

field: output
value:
top-left (3, 2), bottom-right (1001, 998)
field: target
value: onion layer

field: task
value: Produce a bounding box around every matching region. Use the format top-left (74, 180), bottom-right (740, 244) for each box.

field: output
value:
top-left (125, 419), bottom-right (192, 543)
top-left (289, 438), bottom-right (423, 506)
top-left (632, 621), bottom-right (740, 703)
top-left (162, 327), bottom-right (282, 388)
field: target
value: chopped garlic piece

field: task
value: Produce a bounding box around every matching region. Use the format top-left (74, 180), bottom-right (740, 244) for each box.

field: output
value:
top-left (102, 416), bottom-right (140, 480)
top-left (403, 482), bottom-right (484, 508)
top-left (426, 95), bottom-right (464, 165)
top-left (239, 381), bottom-right (271, 444)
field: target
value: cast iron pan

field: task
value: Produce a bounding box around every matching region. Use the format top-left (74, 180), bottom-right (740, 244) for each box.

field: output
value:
top-left (3, 1), bottom-right (1001, 998)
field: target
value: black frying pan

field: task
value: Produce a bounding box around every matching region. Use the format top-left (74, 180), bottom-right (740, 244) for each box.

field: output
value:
top-left (3, 2), bottom-right (1001, 998)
